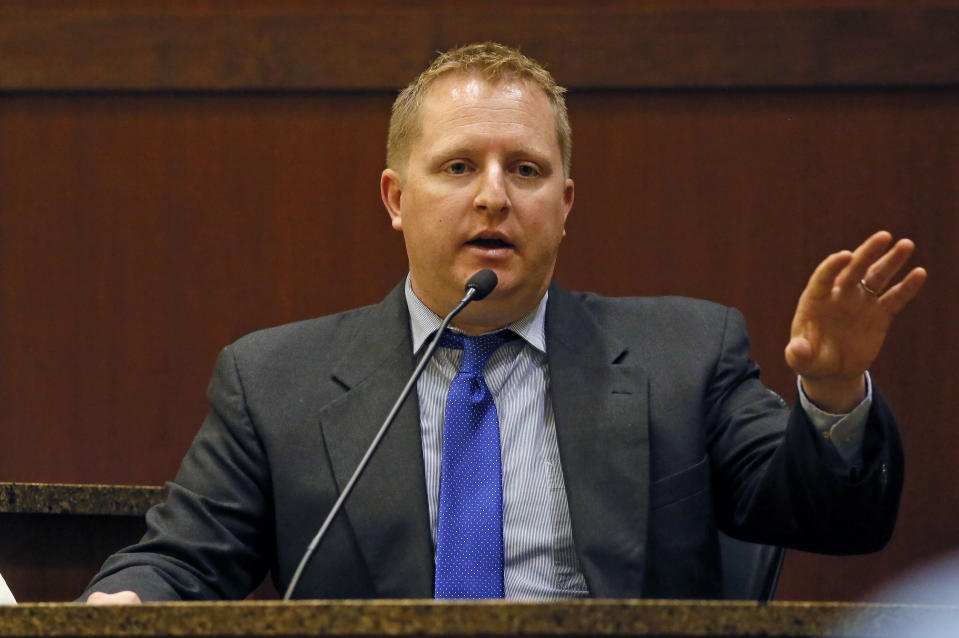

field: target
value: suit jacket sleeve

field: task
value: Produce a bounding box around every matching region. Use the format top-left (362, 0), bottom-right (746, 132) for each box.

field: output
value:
top-left (559, 290), bottom-right (905, 597)
top-left (81, 287), bottom-right (426, 602)
top-left (706, 305), bottom-right (904, 554)
top-left (81, 345), bottom-right (274, 601)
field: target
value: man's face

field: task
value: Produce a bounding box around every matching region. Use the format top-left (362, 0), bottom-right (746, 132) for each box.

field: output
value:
top-left (381, 74), bottom-right (574, 331)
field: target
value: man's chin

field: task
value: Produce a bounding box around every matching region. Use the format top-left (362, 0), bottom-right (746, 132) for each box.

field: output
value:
top-left (445, 265), bottom-right (546, 312)
top-left (469, 276), bottom-right (546, 317)
top-left (476, 272), bottom-right (515, 300)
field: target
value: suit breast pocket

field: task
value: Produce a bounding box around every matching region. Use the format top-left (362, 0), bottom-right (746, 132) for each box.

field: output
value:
top-left (645, 454), bottom-right (721, 597)
top-left (650, 454), bottom-right (710, 510)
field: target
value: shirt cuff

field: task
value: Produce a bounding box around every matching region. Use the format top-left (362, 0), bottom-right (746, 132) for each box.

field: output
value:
top-left (797, 372), bottom-right (872, 469)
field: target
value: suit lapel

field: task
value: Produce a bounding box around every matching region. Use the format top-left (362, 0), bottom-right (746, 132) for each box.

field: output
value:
top-left (547, 283), bottom-right (651, 597)
top-left (314, 282), bottom-right (652, 598)
top-left (316, 283), bottom-right (434, 597)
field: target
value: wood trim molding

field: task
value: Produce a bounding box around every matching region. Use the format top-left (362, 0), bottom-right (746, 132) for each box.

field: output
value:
top-left (0, 482), bottom-right (163, 516)
top-left (1, 5), bottom-right (958, 90)
top-left (1, 600), bottom-right (958, 636)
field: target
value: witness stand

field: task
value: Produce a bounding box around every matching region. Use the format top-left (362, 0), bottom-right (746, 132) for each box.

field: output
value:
top-left (1, 484), bottom-right (955, 637)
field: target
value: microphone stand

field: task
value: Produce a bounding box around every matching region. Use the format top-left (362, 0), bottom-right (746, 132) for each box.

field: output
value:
top-left (282, 273), bottom-right (495, 600)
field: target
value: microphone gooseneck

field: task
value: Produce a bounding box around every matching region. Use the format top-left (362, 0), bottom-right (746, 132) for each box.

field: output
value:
top-left (282, 269), bottom-right (498, 601)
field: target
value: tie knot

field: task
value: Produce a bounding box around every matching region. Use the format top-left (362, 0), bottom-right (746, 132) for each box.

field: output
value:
top-left (439, 330), bottom-right (516, 375)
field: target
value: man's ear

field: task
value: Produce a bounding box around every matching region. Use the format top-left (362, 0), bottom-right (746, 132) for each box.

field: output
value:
top-left (381, 169), bottom-right (404, 231)
top-left (562, 177), bottom-right (574, 237)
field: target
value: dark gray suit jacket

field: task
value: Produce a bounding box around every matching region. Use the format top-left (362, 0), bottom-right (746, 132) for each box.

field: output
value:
top-left (84, 282), bottom-right (903, 600)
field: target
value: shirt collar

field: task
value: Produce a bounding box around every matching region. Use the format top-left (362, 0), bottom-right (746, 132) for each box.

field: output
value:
top-left (404, 275), bottom-right (547, 355)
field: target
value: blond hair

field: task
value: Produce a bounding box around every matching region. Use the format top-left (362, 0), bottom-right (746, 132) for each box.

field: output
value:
top-left (387, 42), bottom-right (572, 177)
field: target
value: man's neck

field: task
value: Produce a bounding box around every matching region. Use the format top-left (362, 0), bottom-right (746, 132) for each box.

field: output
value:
top-left (404, 276), bottom-right (548, 353)
top-left (410, 280), bottom-right (546, 336)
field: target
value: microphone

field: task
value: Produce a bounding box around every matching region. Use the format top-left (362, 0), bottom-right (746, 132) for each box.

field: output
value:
top-left (282, 269), bottom-right (498, 600)
top-left (465, 269), bottom-right (498, 301)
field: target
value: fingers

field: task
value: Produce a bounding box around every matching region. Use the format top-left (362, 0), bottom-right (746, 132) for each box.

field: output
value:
top-left (879, 266), bottom-right (928, 315)
top-left (805, 250), bottom-right (853, 298)
top-left (834, 232), bottom-right (924, 307)
top-left (835, 230), bottom-right (893, 290)
top-left (86, 590), bottom-right (142, 605)
top-left (861, 238), bottom-right (917, 294)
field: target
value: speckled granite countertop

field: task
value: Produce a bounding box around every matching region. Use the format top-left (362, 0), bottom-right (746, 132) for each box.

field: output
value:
top-left (0, 482), bottom-right (164, 516)
top-left (0, 600), bottom-right (956, 637)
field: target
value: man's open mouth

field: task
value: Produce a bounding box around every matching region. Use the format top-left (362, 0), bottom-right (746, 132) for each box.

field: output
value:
top-left (466, 237), bottom-right (514, 249)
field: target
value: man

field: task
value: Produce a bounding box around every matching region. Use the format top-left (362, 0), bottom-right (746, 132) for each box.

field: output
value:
top-left (85, 42), bottom-right (926, 603)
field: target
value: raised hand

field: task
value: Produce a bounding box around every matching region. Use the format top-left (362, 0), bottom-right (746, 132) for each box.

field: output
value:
top-left (785, 231), bottom-right (927, 413)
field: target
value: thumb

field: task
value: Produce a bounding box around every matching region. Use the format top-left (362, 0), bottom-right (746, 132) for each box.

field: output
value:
top-left (784, 336), bottom-right (814, 373)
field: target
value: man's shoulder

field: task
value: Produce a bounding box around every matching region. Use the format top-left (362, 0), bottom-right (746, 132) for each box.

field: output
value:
top-left (563, 289), bottom-right (734, 330)
top-left (550, 287), bottom-right (748, 358)
top-left (234, 303), bottom-right (378, 351)
top-left (225, 285), bottom-right (407, 371)
top-left (553, 288), bottom-right (750, 373)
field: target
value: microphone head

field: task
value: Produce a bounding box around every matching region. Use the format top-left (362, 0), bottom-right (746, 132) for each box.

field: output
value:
top-left (465, 269), bottom-right (498, 300)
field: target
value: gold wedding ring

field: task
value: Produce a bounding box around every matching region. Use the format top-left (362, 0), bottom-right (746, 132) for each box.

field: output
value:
top-left (859, 279), bottom-right (880, 296)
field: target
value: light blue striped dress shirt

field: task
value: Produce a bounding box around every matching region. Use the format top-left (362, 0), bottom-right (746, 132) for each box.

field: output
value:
top-left (405, 279), bottom-right (589, 599)
top-left (404, 278), bottom-right (871, 599)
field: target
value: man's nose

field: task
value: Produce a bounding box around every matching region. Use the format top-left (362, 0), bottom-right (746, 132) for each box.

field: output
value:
top-left (473, 165), bottom-right (510, 215)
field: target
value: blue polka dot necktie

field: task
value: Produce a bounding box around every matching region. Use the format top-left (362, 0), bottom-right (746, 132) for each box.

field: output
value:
top-left (434, 329), bottom-right (515, 599)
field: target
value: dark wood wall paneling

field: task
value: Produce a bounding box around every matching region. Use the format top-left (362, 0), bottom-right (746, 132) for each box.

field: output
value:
top-left (2, 3), bottom-right (959, 89)
top-left (0, 2), bottom-right (957, 603)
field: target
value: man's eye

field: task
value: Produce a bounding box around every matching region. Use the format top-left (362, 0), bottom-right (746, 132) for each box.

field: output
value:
top-left (516, 164), bottom-right (539, 177)
top-left (446, 162), bottom-right (468, 175)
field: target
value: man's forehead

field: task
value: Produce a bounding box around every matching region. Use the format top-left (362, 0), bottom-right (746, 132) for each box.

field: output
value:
top-left (417, 74), bottom-right (553, 140)
top-left (425, 72), bottom-right (539, 107)
top-left (397, 72), bottom-right (562, 175)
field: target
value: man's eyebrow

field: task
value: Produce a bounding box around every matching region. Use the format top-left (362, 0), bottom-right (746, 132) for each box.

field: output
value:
top-left (427, 144), bottom-right (555, 166)
top-left (428, 145), bottom-right (475, 160)
top-left (504, 148), bottom-right (553, 164)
